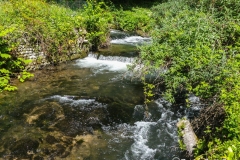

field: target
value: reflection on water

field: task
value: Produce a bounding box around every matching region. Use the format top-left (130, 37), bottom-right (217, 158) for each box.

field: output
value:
top-left (0, 32), bottom-right (186, 160)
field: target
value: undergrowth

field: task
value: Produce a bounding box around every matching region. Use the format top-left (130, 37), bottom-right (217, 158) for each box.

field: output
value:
top-left (0, 0), bottom-right (152, 91)
top-left (131, 0), bottom-right (240, 159)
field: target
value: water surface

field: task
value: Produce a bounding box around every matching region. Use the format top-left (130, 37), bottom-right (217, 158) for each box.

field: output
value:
top-left (0, 31), bottom-right (185, 160)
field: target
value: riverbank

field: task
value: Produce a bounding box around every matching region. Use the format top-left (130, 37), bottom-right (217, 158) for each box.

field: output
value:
top-left (130, 0), bottom-right (240, 159)
top-left (0, 0), bottom-right (152, 92)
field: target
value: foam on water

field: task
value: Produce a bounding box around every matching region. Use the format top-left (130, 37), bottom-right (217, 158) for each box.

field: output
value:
top-left (88, 53), bottom-right (135, 63)
top-left (75, 56), bottom-right (130, 73)
top-left (110, 29), bottom-right (129, 39)
top-left (126, 121), bottom-right (157, 160)
top-left (111, 36), bottom-right (152, 45)
top-left (110, 29), bottom-right (128, 34)
top-left (186, 94), bottom-right (205, 119)
top-left (101, 97), bottom-right (183, 160)
top-left (45, 95), bottom-right (105, 110)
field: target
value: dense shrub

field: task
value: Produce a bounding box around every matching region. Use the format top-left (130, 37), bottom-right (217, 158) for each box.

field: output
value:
top-left (113, 7), bottom-right (152, 34)
top-left (81, 0), bottom-right (113, 51)
top-left (0, 26), bottom-right (33, 91)
top-left (1, 0), bottom-right (86, 64)
top-left (132, 0), bottom-right (240, 158)
top-left (185, 0), bottom-right (240, 19)
top-left (137, 0), bottom-right (229, 101)
top-left (0, 0), bottom-right (90, 91)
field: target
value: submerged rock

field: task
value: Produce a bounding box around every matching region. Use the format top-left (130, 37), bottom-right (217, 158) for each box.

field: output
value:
top-left (45, 135), bottom-right (59, 144)
top-left (107, 102), bottom-right (134, 123)
top-left (9, 138), bottom-right (39, 157)
top-left (55, 119), bottom-right (84, 136)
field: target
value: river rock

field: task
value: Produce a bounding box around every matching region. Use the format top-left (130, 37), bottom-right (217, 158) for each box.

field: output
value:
top-left (9, 138), bottom-right (39, 157)
top-left (107, 102), bottom-right (134, 123)
top-left (45, 135), bottom-right (59, 144)
top-left (55, 119), bottom-right (84, 136)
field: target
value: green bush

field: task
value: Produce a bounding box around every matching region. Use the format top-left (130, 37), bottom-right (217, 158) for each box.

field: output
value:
top-left (1, 0), bottom-right (85, 64)
top-left (113, 7), bottom-right (152, 33)
top-left (81, 0), bottom-right (113, 51)
top-left (131, 0), bottom-right (240, 158)
top-left (137, 1), bottom-right (228, 101)
top-left (0, 0), bottom-right (89, 91)
top-left (185, 0), bottom-right (240, 19)
top-left (0, 26), bottom-right (33, 92)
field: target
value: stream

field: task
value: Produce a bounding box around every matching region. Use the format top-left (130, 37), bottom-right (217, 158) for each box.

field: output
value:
top-left (0, 30), bottom-right (187, 160)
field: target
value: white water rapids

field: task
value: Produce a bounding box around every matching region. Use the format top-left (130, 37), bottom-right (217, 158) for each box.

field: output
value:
top-left (70, 33), bottom-right (184, 160)
top-left (48, 94), bottom-right (182, 160)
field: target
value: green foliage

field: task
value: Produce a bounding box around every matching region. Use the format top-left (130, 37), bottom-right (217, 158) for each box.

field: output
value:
top-left (177, 120), bottom-right (186, 150)
top-left (130, 0), bottom-right (240, 158)
top-left (138, 1), bottom-right (228, 101)
top-left (18, 70), bottom-right (34, 83)
top-left (143, 82), bottom-right (155, 106)
top-left (0, 26), bottom-right (33, 92)
top-left (113, 8), bottom-right (152, 33)
top-left (185, 0), bottom-right (240, 19)
top-left (0, 0), bottom-right (89, 91)
top-left (178, 139), bottom-right (186, 150)
top-left (194, 139), bottom-right (207, 157)
top-left (81, 0), bottom-right (113, 51)
top-left (195, 138), bottom-right (240, 159)
top-left (0, 0), bottom-right (85, 64)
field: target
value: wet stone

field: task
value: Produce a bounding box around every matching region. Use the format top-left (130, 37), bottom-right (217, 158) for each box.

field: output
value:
top-left (96, 96), bottom-right (115, 104)
top-left (86, 117), bottom-right (102, 129)
top-left (86, 108), bottom-right (109, 126)
top-left (107, 102), bottom-right (134, 123)
top-left (34, 155), bottom-right (44, 160)
top-left (9, 138), bottom-right (39, 157)
top-left (55, 119), bottom-right (84, 136)
top-left (55, 144), bottom-right (66, 156)
top-left (85, 127), bottom-right (94, 134)
top-left (25, 102), bottom-right (63, 129)
top-left (60, 151), bottom-right (70, 158)
top-left (42, 148), bottom-right (50, 155)
top-left (3, 137), bottom-right (16, 149)
top-left (45, 135), bottom-right (58, 144)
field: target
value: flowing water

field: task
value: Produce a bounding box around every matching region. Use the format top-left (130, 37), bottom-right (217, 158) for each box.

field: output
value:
top-left (0, 30), bottom-right (186, 160)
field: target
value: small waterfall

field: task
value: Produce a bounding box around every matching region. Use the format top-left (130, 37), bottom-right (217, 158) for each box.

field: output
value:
top-left (75, 54), bottom-right (131, 73)
top-left (125, 121), bottom-right (157, 160)
top-left (110, 29), bottom-right (130, 39)
top-left (87, 53), bottom-right (135, 63)
top-left (111, 36), bottom-right (152, 45)
top-left (110, 29), bottom-right (152, 46)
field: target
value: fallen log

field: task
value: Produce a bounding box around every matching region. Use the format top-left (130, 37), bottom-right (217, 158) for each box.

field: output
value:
top-left (177, 119), bottom-right (198, 156)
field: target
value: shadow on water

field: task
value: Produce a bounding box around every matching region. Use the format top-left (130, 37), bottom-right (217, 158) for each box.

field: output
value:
top-left (0, 31), bottom-right (187, 160)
